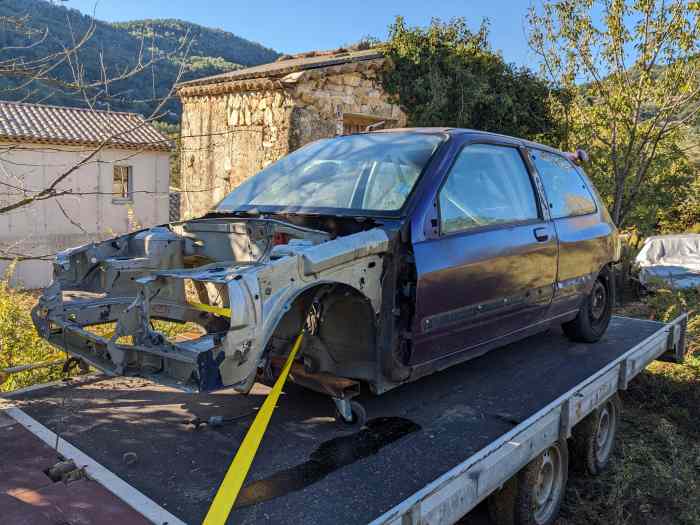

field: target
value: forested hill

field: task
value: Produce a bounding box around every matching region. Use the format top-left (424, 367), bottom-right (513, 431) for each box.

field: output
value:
top-left (0, 0), bottom-right (280, 121)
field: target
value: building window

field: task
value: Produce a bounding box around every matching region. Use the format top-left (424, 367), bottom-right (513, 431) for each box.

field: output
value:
top-left (113, 165), bottom-right (133, 202)
top-left (342, 113), bottom-right (388, 135)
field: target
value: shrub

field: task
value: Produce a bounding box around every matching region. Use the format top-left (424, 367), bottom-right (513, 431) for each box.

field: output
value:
top-left (380, 17), bottom-right (559, 142)
top-left (0, 280), bottom-right (65, 392)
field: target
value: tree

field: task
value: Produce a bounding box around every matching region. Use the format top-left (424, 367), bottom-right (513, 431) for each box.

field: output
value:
top-left (381, 17), bottom-right (559, 142)
top-left (528, 0), bottom-right (700, 229)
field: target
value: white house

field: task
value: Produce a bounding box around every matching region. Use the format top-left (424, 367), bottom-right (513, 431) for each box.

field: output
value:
top-left (0, 101), bottom-right (172, 288)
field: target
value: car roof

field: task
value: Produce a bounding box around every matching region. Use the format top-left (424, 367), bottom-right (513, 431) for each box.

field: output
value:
top-left (370, 127), bottom-right (565, 156)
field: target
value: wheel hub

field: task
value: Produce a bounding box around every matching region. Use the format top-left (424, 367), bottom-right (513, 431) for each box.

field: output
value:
top-left (533, 446), bottom-right (563, 524)
top-left (590, 280), bottom-right (607, 321)
top-left (595, 404), bottom-right (614, 462)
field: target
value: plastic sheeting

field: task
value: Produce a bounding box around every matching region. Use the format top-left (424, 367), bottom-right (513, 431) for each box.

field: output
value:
top-left (635, 234), bottom-right (700, 289)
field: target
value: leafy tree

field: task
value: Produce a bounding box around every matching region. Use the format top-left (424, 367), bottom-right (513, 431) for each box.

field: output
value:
top-left (380, 17), bottom-right (559, 141)
top-left (528, 0), bottom-right (700, 229)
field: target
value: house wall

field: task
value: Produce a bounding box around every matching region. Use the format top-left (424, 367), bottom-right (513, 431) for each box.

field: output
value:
top-left (178, 62), bottom-right (407, 218)
top-left (0, 142), bottom-right (170, 288)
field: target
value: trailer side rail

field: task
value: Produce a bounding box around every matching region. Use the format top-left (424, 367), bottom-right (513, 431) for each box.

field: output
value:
top-left (371, 314), bottom-right (688, 525)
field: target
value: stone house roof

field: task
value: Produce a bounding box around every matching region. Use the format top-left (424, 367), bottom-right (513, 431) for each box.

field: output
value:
top-left (177, 48), bottom-right (385, 97)
top-left (0, 101), bottom-right (172, 151)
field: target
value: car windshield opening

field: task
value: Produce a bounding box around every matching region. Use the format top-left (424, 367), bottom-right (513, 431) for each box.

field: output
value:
top-left (215, 132), bottom-right (444, 214)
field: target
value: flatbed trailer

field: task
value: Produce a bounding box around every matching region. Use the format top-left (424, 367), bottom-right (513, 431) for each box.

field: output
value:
top-left (0, 314), bottom-right (688, 525)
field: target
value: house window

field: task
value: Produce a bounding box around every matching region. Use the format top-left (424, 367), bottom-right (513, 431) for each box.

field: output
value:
top-left (113, 165), bottom-right (133, 202)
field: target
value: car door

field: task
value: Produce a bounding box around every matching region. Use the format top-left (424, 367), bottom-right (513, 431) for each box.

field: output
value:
top-left (527, 148), bottom-right (617, 317)
top-left (410, 141), bottom-right (558, 366)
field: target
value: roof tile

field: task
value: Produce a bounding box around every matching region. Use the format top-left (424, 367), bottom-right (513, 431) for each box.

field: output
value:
top-left (0, 101), bottom-right (172, 151)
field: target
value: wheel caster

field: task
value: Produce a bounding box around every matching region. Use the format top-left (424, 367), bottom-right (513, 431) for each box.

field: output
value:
top-left (571, 394), bottom-right (621, 475)
top-left (333, 398), bottom-right (366, 428)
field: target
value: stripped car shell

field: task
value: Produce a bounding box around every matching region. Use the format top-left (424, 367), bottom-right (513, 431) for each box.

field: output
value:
top-left (33, 219), bottom-right (388, 393)
top-left (33, 129), bottom-right (619, 405)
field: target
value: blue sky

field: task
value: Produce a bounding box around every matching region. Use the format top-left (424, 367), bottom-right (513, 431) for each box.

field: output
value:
top-left (66, 0), bottom-right (540, 67)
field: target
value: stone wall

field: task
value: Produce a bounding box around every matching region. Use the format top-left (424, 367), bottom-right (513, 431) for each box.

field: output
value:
top-left (179, 89), bottom-right (294, 218)
top-left (178, 60), bottom-right (407, 218)
top-left (287, 64), bottom-right (407, 149)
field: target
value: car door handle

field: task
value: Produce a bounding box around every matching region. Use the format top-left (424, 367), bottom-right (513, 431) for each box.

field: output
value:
top-left (533, 227), bottom-right (550, 242)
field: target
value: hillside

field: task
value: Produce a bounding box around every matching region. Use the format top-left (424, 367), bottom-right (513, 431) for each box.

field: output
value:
top-left (0, 0), bottom-right (279, 121)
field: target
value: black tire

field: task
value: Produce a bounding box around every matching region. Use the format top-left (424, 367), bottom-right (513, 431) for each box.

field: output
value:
top-left (562, 268), bottom-right (613, 343)
top-left (570, 395), bottom-right (621, 475)
top-left (488, 440), bottom-right (569, 525)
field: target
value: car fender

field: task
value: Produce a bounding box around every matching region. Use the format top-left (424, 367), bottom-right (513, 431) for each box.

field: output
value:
top-left (217, 229), bottom-right (388, 391)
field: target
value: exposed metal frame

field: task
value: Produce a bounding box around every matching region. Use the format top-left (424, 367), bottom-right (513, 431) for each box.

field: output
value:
top-left (370, 313), bottom-right (688, 525)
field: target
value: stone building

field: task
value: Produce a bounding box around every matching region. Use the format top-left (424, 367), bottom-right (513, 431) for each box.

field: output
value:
top-left (176, 49), bottom-right (407, 218)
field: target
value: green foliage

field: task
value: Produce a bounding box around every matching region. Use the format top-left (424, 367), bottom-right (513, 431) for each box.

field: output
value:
top-left (380, 17), bottom-right (559, 141)
top-left (0, 279), bottom-right (65, 392)
top-left (0, 1), bottom-right (279, 122)
top-left (112, 19), bottom-right (277, 67)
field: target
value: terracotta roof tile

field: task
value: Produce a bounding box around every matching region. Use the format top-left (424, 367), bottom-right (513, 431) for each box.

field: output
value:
top-left (0, 101), bottom-right (172, 151)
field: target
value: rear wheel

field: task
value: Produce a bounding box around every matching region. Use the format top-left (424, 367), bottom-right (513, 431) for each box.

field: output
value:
top-left (562, 268), bottom-right (613, 343)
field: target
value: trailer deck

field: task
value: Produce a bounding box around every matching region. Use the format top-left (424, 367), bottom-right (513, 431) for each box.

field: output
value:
top-left (1, 315), bottom-right (686, 525)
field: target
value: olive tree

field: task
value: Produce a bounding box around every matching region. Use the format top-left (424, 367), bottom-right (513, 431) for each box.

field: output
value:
top-left (528, 0), bottom-right (700, 229)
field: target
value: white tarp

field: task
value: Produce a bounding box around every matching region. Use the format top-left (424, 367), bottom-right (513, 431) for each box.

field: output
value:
top-left (635, 234), bottom-right (700, 289)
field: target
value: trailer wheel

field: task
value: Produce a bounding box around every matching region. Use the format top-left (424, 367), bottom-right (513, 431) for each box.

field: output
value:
top-left (571, 395), bottom-right (620, 475)
top-left (488, 440), bottom-right (568, 525)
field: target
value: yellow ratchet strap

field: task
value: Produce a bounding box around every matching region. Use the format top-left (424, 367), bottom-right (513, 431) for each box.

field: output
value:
top-left (202, 330), bottom-right (305, 525)
top-left (188, 302), bottom-right (231, 318)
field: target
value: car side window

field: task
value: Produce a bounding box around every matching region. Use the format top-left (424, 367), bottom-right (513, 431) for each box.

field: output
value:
top-left (438, 144), bottom-right (539, 234)
top-left (529, 149), bottom-right (596, 219)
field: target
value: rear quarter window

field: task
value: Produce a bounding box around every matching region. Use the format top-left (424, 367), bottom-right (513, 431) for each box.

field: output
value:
top-left (529, 149), bottom-right (597, 219)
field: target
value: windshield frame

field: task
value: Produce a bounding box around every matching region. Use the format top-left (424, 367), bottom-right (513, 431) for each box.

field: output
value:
top-left (214, 131), bottom-right (450, 219)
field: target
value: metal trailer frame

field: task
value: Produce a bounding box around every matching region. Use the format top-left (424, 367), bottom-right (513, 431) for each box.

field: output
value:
top-left (371, 313), bottom-right (688, 525)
